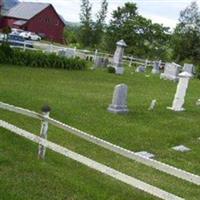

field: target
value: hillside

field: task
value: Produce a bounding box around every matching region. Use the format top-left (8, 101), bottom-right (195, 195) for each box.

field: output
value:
top-left (0, 64), bottom-right (200, 200)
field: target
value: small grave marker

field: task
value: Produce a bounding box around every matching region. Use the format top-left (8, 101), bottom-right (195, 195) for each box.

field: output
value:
top-left (172, 145), bottom-right (191, 152)
top-left (148, 100), bottom-right (157, 110)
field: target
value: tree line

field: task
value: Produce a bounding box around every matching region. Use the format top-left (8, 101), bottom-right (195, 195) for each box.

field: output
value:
top-left (65, 1), bottom-right (200, 65)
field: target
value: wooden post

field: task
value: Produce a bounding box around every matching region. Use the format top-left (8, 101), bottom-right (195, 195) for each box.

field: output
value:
top-left (23, 42), bottom-right (26, 52)
top-left (38, 105), bottom-right (51, 159)
top-left (73, 46), bottom-right (77, 58)
top-left (129, 56), bottom-right (133, 67)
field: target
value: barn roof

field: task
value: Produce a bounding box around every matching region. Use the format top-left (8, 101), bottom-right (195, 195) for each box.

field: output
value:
top-left (4, 2), bottom-right (50, 20)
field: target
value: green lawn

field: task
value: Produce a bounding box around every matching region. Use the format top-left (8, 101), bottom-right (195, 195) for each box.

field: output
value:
top-left (0, 64), bottom-right (200, 200)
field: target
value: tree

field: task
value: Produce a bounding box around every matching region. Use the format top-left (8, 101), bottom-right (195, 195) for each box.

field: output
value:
top-left (79, 0), bottom-right (93, 47)
top-left (172, 1), bottom-right (200, 63)
top-left (2, 26), bottom-right (11, 43)
top-left (93, 0), bottom-right (108, 46)
top-left (104, 3), bottom-right (170, 59)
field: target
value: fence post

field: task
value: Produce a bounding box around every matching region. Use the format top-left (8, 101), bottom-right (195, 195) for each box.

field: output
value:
top-left (129, 56), bottom-right (133, 67)
top-left (23, 42), bottom-right (26, 52)
top-left (38, 105), bottom-right (51, 159)
top-left (73, 46), bottom-right (77, 58)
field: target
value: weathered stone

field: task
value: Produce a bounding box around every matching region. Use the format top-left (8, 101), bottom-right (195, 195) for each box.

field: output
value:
top-left (108, 84), bottom-right (129, 113)
top-left (148, 100), bottom-right (157, 110)
top-left (172, 145), bottom-right (191, 152)
top-left (152, 61), bottom-right (160, 74)
top-left (112, 40), bottom-right (127, 75)
top-left (160, 62), bottom-right (181, 81)
top-left (183, 63), bottom-right (195, 75)
top-left (168, 71), bottom-right (192, 111)
top-left (94, 56), bottom-right (109, 68)
top-left (135, 65), bottom-right (145, 73)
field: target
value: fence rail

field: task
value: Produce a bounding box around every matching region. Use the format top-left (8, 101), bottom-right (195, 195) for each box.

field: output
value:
top-left (3, 39), bottom-right (161, 66)
top-left (0, 120), bottom-right (184, 200)
top-left (0, 101), bottom-right (199, 186)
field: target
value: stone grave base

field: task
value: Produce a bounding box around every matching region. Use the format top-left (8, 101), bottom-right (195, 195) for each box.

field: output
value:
top-left (160, 73), bottom-right (179, 82)
top-left (108, 105), bottom-right (129, 113)
top-left (167, 106), bottom-right (185, 112)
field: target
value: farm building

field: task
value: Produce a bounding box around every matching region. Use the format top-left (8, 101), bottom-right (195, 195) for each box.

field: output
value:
top-left (0, 1), bottom-right (65, 43)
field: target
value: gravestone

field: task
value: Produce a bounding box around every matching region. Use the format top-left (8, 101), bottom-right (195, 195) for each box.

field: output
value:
top-left (148, 100), bottom-right (157, 110)
top-left (135, 65), bottom-right (146, 73)
top-left (183, 63), bottom-right (195, 75)
top-left (151, 61), bottom-right (160, 74)
top-left (108, 84), bottom-right (129, 113)
top-left (112, 40), bottom-right (127, 75)
top-left (94, 56), bottom-right (109, 68)
top-left (172, 145), bottom-right (191, 152)
top-left (168, 71), bottom-right (192, 111)
top-left (160, 62), bottom-right (181, 81)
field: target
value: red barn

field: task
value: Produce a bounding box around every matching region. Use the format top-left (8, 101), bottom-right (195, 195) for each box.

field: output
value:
top-left (0, 2), bottom-right (65, 43)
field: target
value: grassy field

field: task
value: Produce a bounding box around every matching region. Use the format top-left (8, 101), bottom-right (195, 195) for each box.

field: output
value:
top-left (0, 64), bottom-right (200, 200)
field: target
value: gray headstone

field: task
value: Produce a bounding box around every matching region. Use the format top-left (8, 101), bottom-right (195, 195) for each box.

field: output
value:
top-left (94, 56), bottom-right (109, 68)
top-left (135, 65), bottom-right (145, 73)
top-left (108, 84), bottom-right (129, 113)
top-left (183, 63), bottom-right (195, 75)
top-left (160, 63), bottom-right (181, 81)
top-left (152, 61), bottom-right (160, 74)
top-left (112, 40), bottom-right (127, 75)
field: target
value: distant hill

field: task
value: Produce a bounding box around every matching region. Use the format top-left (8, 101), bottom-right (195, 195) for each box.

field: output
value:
top-left (3, 0), bottom-right (19, 12)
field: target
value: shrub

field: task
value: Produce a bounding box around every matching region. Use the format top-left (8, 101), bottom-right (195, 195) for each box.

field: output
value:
top-left (196, 65), bottom-right (200, 79)
top-left (107, 66), bottom-right (116, 73)
top-left (0, 46), bottom-right (87, 70)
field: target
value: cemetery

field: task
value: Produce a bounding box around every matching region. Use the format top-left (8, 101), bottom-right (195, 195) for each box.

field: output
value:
top-left (0, 1), bottom-right (200, 200)
top-left (0, 47), bottom-right (200, 199)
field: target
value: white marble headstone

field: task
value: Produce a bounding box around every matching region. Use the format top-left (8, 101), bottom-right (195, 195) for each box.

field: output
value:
top-left (168, 71), bottom-right (192, 111)
top-left (160, 63), bottom-right (181, 81)
top-left (183, 63), bottom-right (195, 75)
top-left (172, 145), bottom-right (191, 152)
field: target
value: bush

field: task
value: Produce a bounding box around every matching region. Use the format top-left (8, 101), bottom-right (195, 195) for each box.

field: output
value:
top-left (107, 66), bottom-right (116, 73)
top-left (196, 65), bottom-right (200, 79)
top-left (0, 45), bottom-right (87, 70)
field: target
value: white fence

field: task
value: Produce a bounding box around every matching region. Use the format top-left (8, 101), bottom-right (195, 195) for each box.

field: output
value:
top-left (5, 39), bottom-right (160, 66)
top-left (0, 101), bottom-right (199, 199)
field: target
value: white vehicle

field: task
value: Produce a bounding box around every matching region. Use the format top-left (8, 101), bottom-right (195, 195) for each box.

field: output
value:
top-left (28, 33), bottom-right (41, 41)
top-left (19, 31), bottom-right (41, 41)
top-left (19, 31), bottom-right (30, 39)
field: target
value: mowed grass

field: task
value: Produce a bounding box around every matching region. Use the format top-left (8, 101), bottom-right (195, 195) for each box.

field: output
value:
top-left (0, 64), bottom-right (200, 200)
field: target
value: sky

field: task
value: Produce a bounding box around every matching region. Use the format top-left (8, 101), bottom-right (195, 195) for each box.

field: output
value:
top-left (19, 0), bottom-right (200, 28)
